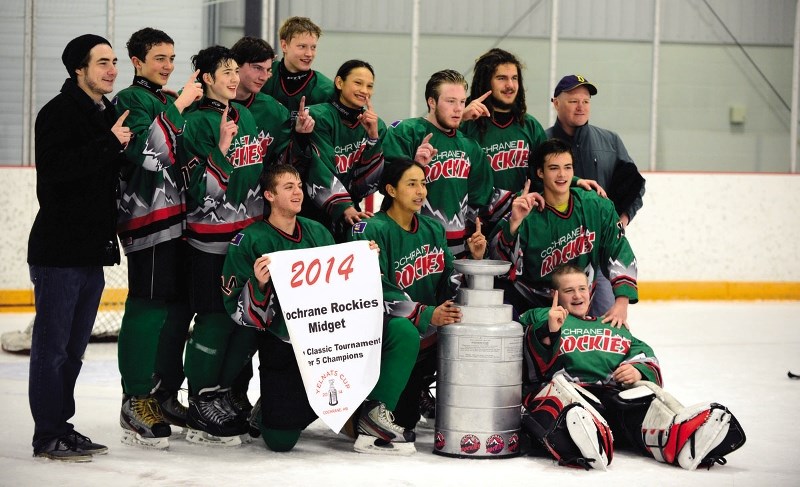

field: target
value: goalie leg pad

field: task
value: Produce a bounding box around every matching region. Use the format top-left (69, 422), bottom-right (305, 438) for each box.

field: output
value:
top-left (522, 375), bottom-right (613, 470)
top-left (635, 382), bottom-right (746, 470)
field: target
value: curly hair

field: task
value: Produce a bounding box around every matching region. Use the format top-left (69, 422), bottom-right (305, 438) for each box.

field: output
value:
top-left (469, 48), bottom-right (527, 137)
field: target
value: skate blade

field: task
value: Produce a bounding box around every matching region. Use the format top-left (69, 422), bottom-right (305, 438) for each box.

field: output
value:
top-left (121, 429), bottom-right (170, 450)
top-left (416, 416), bottom-right (435, 430)
top-left (353, 435), bottom-right (416, 456)
top-left (185, 428), bottom-right (243, 447)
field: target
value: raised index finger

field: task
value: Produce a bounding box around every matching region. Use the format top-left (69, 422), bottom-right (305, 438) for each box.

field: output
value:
top-left (422, 133), bottom-right (433, 145)
top-left (478, 90), bottom-right (492, 102)
top-left (551, 290), bottom-right (559, 308)
top-left (298, 96), bottom-right (306, 114)
top-left (188, 69), bottom-right (200, 84)
top-left (521, 179), bottom-right (531, 196)
top-left (475, 217), bottom-right (482, 235)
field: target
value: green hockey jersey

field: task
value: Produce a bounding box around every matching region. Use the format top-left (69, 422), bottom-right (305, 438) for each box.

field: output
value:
top-left (260, 59), bottom-right (334, 119)
top-left (306, 101), bottom-right (387, 224)
top-left (519, 307), bottom-right (661, 387)
top-left (113, 76), bottom-right (186, 254)
top-left (350, 212), bottom-right (460, 338)
top-left (221, 217), bottom-right (336, 340)
top-left (491, 187), bottom-right (638, 306)
top-left (382, 117), bottom-right (494, 257)
top-left (181, 98), bottom-right (268, 254)
top-left (461, 113), bottom-right (546, 228)
top-left (231, 92), bottom-right (293, 165)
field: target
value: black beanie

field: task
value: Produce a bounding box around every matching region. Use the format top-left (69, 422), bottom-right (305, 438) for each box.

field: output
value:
top-left (62, 34), bottom-right (111, 79)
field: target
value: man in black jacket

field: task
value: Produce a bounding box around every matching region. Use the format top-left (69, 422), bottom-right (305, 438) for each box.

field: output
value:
top-left (27, 34), bottom-right (130, 462)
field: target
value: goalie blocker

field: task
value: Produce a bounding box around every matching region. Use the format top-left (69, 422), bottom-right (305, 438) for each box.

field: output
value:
top-left (522, 375), bottom-right (745, 470)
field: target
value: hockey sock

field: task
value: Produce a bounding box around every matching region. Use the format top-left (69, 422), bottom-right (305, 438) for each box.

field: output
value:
top-left (260, 427), bottom-right (302, 452)
top-left (117, 297), bottom-right (169, 396)
top-left (368, 317), bottom-right (419, 410)
top-left (154, 300), bottom-right (192, 392)
top-left (184, 312), bottom-right (237, 392)
top-left (231, 358), bottom-right (254, 395)
top-left (217, 326), bottom-right (258, 388)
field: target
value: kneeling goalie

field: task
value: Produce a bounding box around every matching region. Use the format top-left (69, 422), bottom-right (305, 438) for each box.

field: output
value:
top-left (519, 264), bottom-right (745, 470)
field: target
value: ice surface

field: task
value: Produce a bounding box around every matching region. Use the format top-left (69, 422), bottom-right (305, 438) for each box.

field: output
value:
top-left (1, 301), bottom-right (798, 486)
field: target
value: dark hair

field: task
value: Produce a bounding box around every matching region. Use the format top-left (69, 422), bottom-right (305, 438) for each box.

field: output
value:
top-left (379, 160), bottom-right (426, 212)
top-left (531, 138), bottom-right (573, 173)
top-left (424, 69), bottom-right (468, 104)
top-left (230, 36), bottom-right (275, 66)
top-left (551, 263), bottom-right (588, 290)
top-left (191, 46), bottom-right (236, 92)
top-left (126, 27), bottom-right (174, 61)
top-left (279, 16), bottom-right (322, 41)
top-left (259, 164), bottom-right (301, 216)
top-left (334, 59), bottom-right (375, 98)
top-left (469, 48), bottom-right (527, 137)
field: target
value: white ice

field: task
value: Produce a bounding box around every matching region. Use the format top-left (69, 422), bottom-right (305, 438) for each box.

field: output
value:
top-left (1, 301), bottom-right (798, 487)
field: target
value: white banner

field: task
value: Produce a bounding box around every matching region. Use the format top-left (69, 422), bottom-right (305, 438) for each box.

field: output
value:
top-left (266, 240), bottom-right (383, 433)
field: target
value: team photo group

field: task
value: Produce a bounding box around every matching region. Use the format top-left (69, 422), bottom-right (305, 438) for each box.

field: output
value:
top-left (27, 14), bottom-right (745, 470)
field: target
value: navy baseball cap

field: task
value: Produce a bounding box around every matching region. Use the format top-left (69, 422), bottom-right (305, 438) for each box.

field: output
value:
top-left (553, 75), bottom-right (597, 98)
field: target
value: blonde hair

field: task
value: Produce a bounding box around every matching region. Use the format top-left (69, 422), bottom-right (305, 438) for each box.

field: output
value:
top-left (279, 16), bottom-right (322, 42)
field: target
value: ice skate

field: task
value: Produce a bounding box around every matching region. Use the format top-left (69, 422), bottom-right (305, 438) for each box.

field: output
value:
top-left (417, 379), bottom-right (436, 430)
top-left (186, 386), bottom-right (249, 447)
top-left (153, 388), bottom-right (188, 430)
top-left (120, 395), bottom-right (171, 450)
top-left (247, 397), bottom-right (262, 439)
top-left (224, 387), bottom-right (253, 421)
top-left (354, 400), bottom-right (416, 456)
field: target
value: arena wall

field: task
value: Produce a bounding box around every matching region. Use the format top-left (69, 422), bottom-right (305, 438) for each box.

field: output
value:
top-left (1, 168), bottom-right (797, 309)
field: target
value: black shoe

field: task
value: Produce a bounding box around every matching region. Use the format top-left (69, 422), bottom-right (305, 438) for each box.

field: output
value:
top-left (34, 437), bottom-right (92, 462)
top-left (65, 430), bottom-right (108, 455)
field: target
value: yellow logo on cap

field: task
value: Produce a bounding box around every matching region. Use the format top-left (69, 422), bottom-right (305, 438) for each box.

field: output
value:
top-left (576, 75), bottom-right (586, 82)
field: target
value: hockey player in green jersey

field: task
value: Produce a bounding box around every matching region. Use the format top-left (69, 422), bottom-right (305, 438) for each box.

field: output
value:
top-left (227, 36), bottom-right (316, 418)
top-left (519, 264), bottom-right (745, 470)
top-left (383, 69), bottom-right (494, 258)
top-left (230, 36), bottom-right (315, 166)
top-left (350, 159), bottom-right (487, 434)
top-left (461, 48), bottom-right (547, 234)
top-left (260, 16), bottom-right (334, 120)
top-left (230, 36), bottom-right (292, 166)
top-left (179, 45), bottom-right (289, 446)
top-left (305, 59), bottom-right (388, 241)
top-left (491, 138), bottom-right (637, 327)
top-left (113, 27), bottom-right (205, 449)
top-left (221, 163), bottom-right (419, 455)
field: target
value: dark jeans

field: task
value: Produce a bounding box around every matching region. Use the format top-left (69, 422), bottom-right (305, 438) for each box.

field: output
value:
top-left (28, 265), bottom-right (104, 451)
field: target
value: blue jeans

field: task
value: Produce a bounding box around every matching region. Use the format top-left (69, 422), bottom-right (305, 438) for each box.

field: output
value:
top-left (590, 272), bottom-right (615, 317)
top-left (28, 265), bottom-right (104, 451)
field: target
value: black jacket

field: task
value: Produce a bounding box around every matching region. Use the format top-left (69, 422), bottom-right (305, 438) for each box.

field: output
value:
top-left (28, 78), bottom-right (124, 266)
